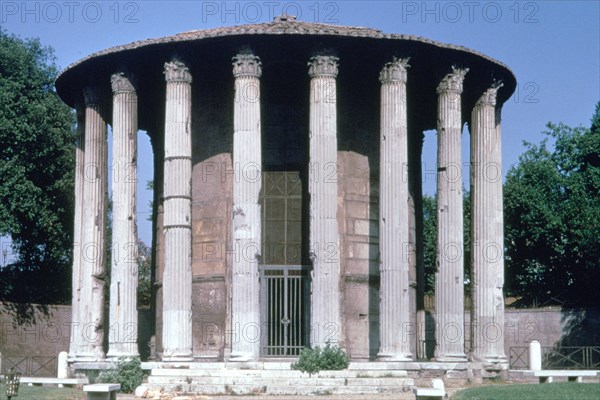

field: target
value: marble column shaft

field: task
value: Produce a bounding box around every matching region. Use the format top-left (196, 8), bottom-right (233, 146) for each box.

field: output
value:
top-left (68, 103), bottom-right (85, 360)
top-left (162, 61), bottom-right (193, 361)
top-left (230, 53), bottom-right (263, 361)
top-left (108, 72), bottom-right (139, 358)
top-left (470, 84), bottom-right (507, 364)
top-left (308, 55), bottom-right (341, 347)
top-left (78, 86), bottom-right (108, 360)
top-left (434, 67), bottom-right (468, 361)
top-left (378, 58), bottom-right (412, 360)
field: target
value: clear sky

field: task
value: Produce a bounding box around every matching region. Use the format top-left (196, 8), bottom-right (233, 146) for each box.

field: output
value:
top-left (2, 0), bottom-right (599, 246)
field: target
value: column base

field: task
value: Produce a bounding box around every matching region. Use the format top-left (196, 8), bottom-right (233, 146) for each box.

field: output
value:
top-left (228, 352), bottom-right (257, 362)
top-left (106, 350), bottom-right (140, 360)
top-left (161, 351), bottom-right (193, 362)
top-left (377, 352), bottom-right (413, 362)
top-left (433, 353), bottom-right (468, 362)
top-left (472, 353), bottom-right (509, 366)
top-left (67, 352), bottom-right (106, 363)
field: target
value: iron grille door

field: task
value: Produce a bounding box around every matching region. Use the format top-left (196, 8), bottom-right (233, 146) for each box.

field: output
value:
top-left (260, 265), bottom-right (309, 356)
top-left (260, 170), bottom-right (309, 357)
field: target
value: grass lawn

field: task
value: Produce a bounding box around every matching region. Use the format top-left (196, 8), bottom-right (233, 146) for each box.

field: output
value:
top-left (0, 383), bottom-right (85, 399)
top-left (452, 382), bottom-right (600, 400)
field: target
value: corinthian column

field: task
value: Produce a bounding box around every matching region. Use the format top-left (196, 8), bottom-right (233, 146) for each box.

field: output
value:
top-left (68, 102), bottom-right (85, 361)
top-left (470, 83), bottom-right (507, 364)
top-left (307, 55), bottom-right (341, 347)
top-left (107, 72), bottom-right (139, 359)
top-left (162, 61), bottom-right (193, 361)
top-left (434, 67), bottom-right (468, 362)
top-left (229, 53), bottom-right (262, 361)
top-left (78, 86), bottom-right (107, 361)
top-left (377, 58), bottom-right (412, 361)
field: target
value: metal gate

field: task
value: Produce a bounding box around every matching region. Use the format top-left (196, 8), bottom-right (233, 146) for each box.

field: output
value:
top-left (260, 264), bottom-right (309, 357)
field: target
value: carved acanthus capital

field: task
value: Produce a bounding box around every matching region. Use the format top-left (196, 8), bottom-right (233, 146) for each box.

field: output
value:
top-left (83, 86), bottom-right (102, 106)
top-left (476, 82), bottom-right (504, 107)
top-left (232, 53), bottom-right (262, 78)
top-left (308, 55), bottom-right (339, 78)
top-left (111, 72), bottom-right (137, 93)
top-left (437, 67), bottom-right (469, 94)
top-left (379, 57), bottom-right (410, 84)
top-left (164, 60), bottom-right (192, 83)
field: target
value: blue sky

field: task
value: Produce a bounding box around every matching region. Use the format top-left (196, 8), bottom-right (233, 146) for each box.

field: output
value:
top-left (2, 0), bottom-right (599, 246)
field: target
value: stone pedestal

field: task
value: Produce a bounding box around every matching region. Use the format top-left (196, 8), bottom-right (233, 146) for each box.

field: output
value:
top-left (470, 84), bottom-right (507, 364)
top-left (307, 55), bottom-right (341, 347)
top-left (229, 53), bottom-right (263, 361)
top-left (161, 61), bottom-right (193, 361)
top-left (434, 68), bottom-right (468, 362)
top-left (377, 58), bottom-right (412, 361)
top-left (107, 72), bottom-right (139, 359)
top-left (78, 86), bottom-right (108, 361)
top-left (529, 340), bottom-right (541, 370)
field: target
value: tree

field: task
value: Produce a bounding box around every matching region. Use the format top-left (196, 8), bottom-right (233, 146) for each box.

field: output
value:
top-left (422, 194), bottom-right (437, 294)
top-left (0, 29), bottom-right (75, 305)
top-left (504, 102), bottom-right (600, 306)
top-left (137, 240), bottom-right (152, 308)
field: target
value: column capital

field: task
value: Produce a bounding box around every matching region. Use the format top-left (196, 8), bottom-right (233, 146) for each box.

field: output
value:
top-left (379, 57), bottom-right (410, 84)
top-left (83, 86), bottom-right (102, 106)
top-left (232, 53), bottom-right (262, 78)
top-left (308, 55), bottom-right (339, 78)
top-left (164, 60), bottom-right (192, 83)
top-left (437, 67), bottom-right (469, 94)
top-left (475, 82), bottom-right (504, 107)
top-left (111, 72), bottom-right (137, 93)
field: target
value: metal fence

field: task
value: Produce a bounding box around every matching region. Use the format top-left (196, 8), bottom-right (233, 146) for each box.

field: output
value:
top-left (509, 346), bottom-right (600, 369)
top-left (1, 356), bottom-right (57, 377)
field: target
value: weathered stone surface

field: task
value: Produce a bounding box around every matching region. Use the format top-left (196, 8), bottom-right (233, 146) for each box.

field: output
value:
top-left (434, 67), bottom-right (468, 362)
top-left (308, 54), bottom-right (341, 347)
top-left (107, 72), bottom-right (139, 359)
top-left (76, 85), bottom-right (107, 361)
top-left (162, 60), bottom-right (193, 361)
top-left (378, 58), bottom-right (412, 361)
top-left (230, 53), bottom-right (262, 361)
top-left (470, 83), bottom-right (507, 365)
top-left (68, 103), bottom-right (85, 361)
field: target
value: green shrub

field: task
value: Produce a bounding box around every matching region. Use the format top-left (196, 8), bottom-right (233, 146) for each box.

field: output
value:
top-left (98, 357), bottom-right (145, 393)
top-left (291, 343), bottom-right (349, 375)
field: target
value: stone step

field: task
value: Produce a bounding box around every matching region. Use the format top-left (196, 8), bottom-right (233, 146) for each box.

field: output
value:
top-left (148, 376), bottom-right (413, 386)
top-left (149, 368), bottom-right (407, 378)
top-left (147, 381), bottom-right (415, 396)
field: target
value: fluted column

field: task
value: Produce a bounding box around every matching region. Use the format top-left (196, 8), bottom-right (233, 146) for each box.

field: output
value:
top-left (377, 58), bottom-right (412, 361)
top-left (107, 72), bottom-right (139, 359)
top-left (162, 61), bottom-right (193, 361)
top-left (68, 102), bottom-right (85, 361)
top-left (78, 86), bottom-right (107, 361)
top-left (434, 67), bottom-right (468, 362)
top-left (308, 55), bottom-right (341, 347)
top-left (229, 53), bottom-right (263, 361)
top-left (470, 83), bottom-right (507, 364)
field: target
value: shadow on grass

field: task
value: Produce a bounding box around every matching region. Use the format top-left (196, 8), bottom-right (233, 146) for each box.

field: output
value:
top-left (0, 382), bottom-right (85, 400)
top-left (451, 383), bottom-right (600, 400)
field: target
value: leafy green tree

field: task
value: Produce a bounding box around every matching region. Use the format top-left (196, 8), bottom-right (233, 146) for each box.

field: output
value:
top-left (504, 102), bottom-right (600, 306)
top-left (137, 240), bottom-right (152, 308)
top-left (422, 194), bottom-right (437, 294)
top-left (0, 30), bottom-right (75, 304)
